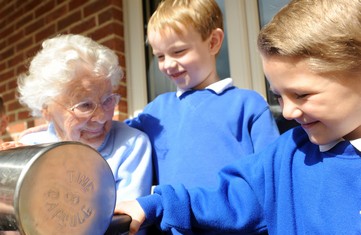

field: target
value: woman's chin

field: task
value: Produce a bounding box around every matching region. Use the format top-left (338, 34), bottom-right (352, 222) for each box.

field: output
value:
top-left (80, 134), bottom-right (106, 149)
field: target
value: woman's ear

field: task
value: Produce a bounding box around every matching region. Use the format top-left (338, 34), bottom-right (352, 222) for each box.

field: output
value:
top-left (42, 106), bottom-right (52, 122)
top-left (209, 28), bottom-right (224, 55)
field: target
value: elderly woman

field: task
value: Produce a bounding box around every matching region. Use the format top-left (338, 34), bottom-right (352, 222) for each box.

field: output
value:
top-left (15, 34), bottom-right (153, 203)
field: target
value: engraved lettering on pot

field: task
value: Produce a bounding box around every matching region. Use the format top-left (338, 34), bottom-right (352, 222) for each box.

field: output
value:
top-left (67, 170), bottom-right (95, 193)
top-left (45, 202), bottom-right (93, 228)
top-left (69, 205), bottom-right (93, 227)
top-left (64, 192), bottom-right (80, 205)
top-left (41, 170), bottom-right (96, 228)
top-left (47, 188), bottom-right (60, 200)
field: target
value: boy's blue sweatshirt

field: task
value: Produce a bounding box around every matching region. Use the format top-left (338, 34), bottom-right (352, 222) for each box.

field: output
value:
top-left (138, 127), bottom-right (361, 234)
top-left (126, 84), bottom-right (279, 189)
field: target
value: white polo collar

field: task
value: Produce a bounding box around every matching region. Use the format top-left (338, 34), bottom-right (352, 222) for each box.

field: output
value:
top-left (319, 138), bottom-right (361, 152)
top-left (176, 78), bottom-right (233, 97)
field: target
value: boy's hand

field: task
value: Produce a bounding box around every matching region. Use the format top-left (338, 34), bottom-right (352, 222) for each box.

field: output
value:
top-left (114, 200), bottom-right (146, 235)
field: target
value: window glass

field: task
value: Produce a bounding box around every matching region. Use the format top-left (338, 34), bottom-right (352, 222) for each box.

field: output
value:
top-left (258, 0), bottom-right (299, 133)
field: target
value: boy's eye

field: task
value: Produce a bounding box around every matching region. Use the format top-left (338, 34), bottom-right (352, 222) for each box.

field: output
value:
top-left (174, 49), bottom-right (186, 54)
top-left (156, 55), bottom-right (164, 60)
top-left (296, 94), bottom-right (309, 99)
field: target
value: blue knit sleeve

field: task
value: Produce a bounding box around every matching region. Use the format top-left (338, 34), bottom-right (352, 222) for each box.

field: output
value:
top-left (138, 154), bottom-right (269, 233)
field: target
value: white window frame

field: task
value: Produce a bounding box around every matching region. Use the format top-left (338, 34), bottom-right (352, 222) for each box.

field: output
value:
top-left (123, 0), bottom-right (265, 117)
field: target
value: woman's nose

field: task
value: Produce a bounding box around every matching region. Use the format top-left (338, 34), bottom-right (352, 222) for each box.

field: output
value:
top-left (90, 105), bottom-right (108, 123)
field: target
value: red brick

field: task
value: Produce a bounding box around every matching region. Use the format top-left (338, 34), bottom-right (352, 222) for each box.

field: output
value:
top-left (69, 0), bottom-right (89, 10)
top-left (0, 62), bottom-right (5, 71)
top-left (69, 17), bottom-right (96, 34)
top-left (0, 25), bottom-right (15, 40)
top-left (0, 84), bottom-right (6, 94)
top-left (118, 84), bottom-right (127, 98)
top-left (84, 1), bottom-right (109, 17)
top-left (7, 53), bottom-right (24, 67)
top-left (89, 22), bottom-right (123, 41)
top-left (102, 36), bottom-right (124, 53)
top-left (15, 14), bottom-right (34, 30)
top-left (16, 63), bottom-right (28, 75)
top-left (16, 37), bottom-right (34, 52)
top-left (23, 1), bottom-right (42, 14)
top-left (8, 100), bottom-right (22, 112)
top-left (109, 0), bottom-right (122, 9)
top-left (35, 1), bottom-right (55, 18)
top-left (7, 30), bottom-right (24, 46)
top-left (0, 70), bottom-right (14, 80)
top-left (8, 79), bottom-right (18, 90)
top-left (25, 18), bottom-right (45, 35)
top-left (44, 5), bottom-right (67, 22)
top-left (98, 8), bottom-right (122, 25)
top-left (2, 91), bottom-right (15, 101)
top-left (57, 11), bottom-right (82, 31)
top-left (24, 44), bottom-right (42, 59)
top-left (118, 99), bottom-right (128, 113)
top-left (35, 25), bottom-right (56, 43)
top-left (0, 3), bottom-right (15, 22)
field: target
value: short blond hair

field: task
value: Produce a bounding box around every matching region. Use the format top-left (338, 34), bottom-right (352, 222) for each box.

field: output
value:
top-left (258, 0), bottom-right (361, 74)
top-left (147, 0), bottom-right (223, 40)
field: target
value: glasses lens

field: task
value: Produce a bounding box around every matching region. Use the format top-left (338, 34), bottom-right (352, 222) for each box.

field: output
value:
top-left (72, 101), bottom-right (97, 116)
top-left (102, 94), bottom-right (120, 111)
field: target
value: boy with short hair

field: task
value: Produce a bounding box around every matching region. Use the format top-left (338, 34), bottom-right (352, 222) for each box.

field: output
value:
top-left (126, 3), bottom-right (279, 233)
top-left (117, 0), bottom-right (361, 234)
top-left (126, 0), bottom-right (279, 190)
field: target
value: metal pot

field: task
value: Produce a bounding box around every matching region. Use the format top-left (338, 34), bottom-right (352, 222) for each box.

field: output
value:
top-left (0, 141), bottom-right (116, 235)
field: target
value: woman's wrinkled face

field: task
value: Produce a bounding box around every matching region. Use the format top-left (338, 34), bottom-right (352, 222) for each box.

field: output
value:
top-left (262, 55), bottom-right (361, 145)
top-left (44, 76), bottom-right (115, 149)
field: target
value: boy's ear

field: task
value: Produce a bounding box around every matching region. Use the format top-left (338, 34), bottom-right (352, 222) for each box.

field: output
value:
top-left (209, 28), bottom-right (224, 55)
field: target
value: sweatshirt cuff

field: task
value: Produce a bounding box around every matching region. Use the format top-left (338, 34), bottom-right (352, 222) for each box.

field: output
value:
top-left (137, 193), bottom-right (163, 224)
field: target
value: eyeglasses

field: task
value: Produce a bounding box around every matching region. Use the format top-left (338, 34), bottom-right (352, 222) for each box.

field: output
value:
top-left (55, 93), bottom-right (121, 118)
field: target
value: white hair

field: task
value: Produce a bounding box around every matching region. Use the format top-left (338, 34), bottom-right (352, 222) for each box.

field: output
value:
top-left (18, 34), bottom-right (123, 117)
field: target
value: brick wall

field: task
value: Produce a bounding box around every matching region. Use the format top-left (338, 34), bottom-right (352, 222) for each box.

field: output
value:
top-left (0, 0), bottom-right (128, 141)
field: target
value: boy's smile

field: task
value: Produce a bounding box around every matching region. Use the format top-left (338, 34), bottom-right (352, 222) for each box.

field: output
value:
top-left (261, 55), bottom-right (361, 145)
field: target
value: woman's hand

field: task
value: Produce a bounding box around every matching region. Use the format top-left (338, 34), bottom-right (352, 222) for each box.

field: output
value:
top-left (114, 200), bottom-right (146, 235)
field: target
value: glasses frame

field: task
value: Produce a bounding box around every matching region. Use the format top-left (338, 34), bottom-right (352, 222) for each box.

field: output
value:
top-left (53, 93), bottom-right (121, 119)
